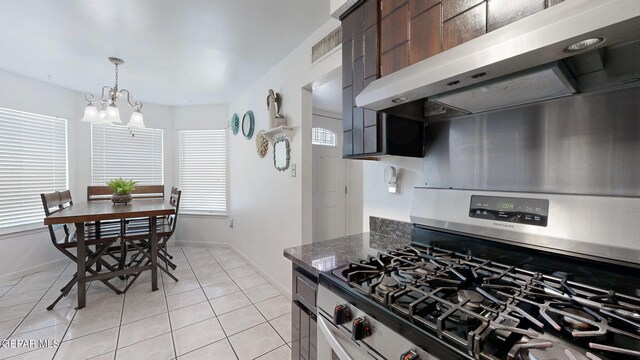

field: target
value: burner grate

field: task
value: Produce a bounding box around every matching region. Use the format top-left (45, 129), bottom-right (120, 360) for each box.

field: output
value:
top-left (332, 245), bottom-right (640, 360)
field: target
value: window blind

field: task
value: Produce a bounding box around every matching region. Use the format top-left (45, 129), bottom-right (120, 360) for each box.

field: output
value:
top-left (91, 125), bottom-right (164, 185)
top-left (0, 107), bottom-right (68, 232)
top-left (179, 130), bottom-right (227, 213)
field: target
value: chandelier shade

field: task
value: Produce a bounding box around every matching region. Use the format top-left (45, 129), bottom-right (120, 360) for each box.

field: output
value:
top-left (128, 110), bottom-right (145, 128)
top-left (81, 105), bottom-right (100, 124)
top-left (82, 57), bottom-right (145, 128)
top-left (104, 104), bottom-right (121, 124)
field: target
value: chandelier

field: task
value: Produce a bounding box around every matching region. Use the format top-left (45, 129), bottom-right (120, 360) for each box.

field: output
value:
top-left (81, 57), bottom-right (145, 128)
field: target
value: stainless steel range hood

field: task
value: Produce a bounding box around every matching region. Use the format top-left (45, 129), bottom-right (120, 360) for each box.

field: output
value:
top-left (355, 0), bottom-right (640, 113)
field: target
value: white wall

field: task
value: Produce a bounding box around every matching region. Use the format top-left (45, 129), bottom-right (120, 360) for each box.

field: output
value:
top-left (362, 157), bottom-right (423, 230)
top-left (0, 70), bottom-right (81, 280)
top-left (172, 104), bottom-right (232, 244)
top-left (0, 69), bottom-right (230, 280)
top-left (227, 18), bottom-right (341, 297)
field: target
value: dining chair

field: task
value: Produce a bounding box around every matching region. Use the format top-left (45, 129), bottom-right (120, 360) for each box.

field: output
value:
top-left (123, 187), bottom-right (182, 291)
top-left (41, 191), bottom-right (123, 310)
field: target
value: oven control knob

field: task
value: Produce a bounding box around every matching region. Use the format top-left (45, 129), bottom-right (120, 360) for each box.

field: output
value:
top-left (333, 304), bottom-right (351, 325)
top-left (400, 350), bottom-right (420, 360)
top-left (351, 317), bottom-right (371, 341)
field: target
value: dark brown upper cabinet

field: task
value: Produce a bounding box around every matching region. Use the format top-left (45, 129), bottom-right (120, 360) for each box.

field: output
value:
top-left (371, 0), bottom-right (564, 76)
top-left (341, 0), bottom-right (425, 159)
top-left (342, 0), bottom-right (382, 158)
top-left (487, 0), bottom-right (546, 32)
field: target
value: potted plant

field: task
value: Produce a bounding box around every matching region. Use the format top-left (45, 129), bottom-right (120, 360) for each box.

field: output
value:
top-left (106, 178), bottom-right (137, 204)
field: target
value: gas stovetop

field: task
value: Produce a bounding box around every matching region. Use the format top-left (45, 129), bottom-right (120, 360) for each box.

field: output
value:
top-left (329, 242), bottom-right (640, 360)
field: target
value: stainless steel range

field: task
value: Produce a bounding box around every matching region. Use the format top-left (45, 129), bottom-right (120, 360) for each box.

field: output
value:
top-left (318, 189), bottom-right (640, 360)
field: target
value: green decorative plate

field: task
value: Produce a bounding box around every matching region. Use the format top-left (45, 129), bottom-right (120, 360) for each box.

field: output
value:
top-left (230, 113), bottom-right (240, 135)
top-left (242, 110), bottom-right (255, 140)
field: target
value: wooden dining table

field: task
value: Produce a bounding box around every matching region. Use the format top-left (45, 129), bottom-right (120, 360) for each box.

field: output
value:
top-left (44, 199), bottom-right (176, 309)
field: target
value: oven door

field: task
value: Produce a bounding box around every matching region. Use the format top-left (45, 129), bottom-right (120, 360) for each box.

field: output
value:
top-left (317, 313), bottom-right (383, 360)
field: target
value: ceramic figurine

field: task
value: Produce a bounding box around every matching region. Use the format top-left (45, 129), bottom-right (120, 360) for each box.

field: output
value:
top-left (266, 89), bottom-right (285, 128)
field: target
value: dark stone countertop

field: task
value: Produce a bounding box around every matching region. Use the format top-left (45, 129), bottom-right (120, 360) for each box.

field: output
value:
top-left (283, 232), bottom-right (410, 276)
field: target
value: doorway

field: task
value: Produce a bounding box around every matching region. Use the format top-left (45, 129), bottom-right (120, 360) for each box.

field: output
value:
top-left (311, 76), bottom-right (363, 243)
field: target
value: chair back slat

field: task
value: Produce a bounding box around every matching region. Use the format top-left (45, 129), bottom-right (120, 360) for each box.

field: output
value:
top-left (41, 190), bottom-right (74, 241)
top-left (60, 190), bottom-right (73, 207)
top-left (42, 192), bottom-right (62, 214)
top-left (87, 185), bottom-right (165, 201)
top-left (168, 187), bottom-right (181, 233)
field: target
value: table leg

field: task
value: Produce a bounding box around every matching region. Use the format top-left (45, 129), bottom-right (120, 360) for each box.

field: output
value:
top-left (151, 216), bottom-right (158, 291)
top-left (76, 222), bottom-right (86, 309)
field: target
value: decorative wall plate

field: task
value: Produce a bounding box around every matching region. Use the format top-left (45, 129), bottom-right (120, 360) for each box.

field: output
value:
top-left (255, 130), bottom-right (269, 158)
top-left (230, 113), bottom-right (240, 135)
top-left (242, 110), bottom-right (255, 140)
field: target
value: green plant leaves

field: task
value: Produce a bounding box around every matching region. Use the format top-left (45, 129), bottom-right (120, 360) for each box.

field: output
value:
top-left (106, 178), bottom-right (138, 195)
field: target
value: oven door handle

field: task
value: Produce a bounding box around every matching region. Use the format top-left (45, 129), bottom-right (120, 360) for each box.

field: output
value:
top-left (318, 315), bottom-right (355, 360)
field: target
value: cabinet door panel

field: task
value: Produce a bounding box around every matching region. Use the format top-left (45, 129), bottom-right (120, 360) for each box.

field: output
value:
top-left (364, 26), bottom-right (378, 79)
top-left (353, 7), bottom-right (364, 59)
top-left (442, 2), bottom-right (486, 50)
top-left (410, 3), bottom-right (442, 64)
top-left (353, 108), bottom-right (365, 154)
top-left (381, 42), bottom-right (409, 76)
top-left (342, 41), bottom-right (353, 88)
top-left (292, 304), bottom-right (301, 360)
top-left (353, 57), bottom-right (365, 99)
top-left (364, 109), bottom-right (378, 127)
top-left (342, 14), bottom-right (354, 43)
top-left (300, 310), bottom-right (310, 359)
top-left (364, 0), bottom-right (378, 29)
top-left (410, 0), bottom-right (440, 17)
top-left (381, 3), bottom-right (408, 53)
top-left (342, 87), bottom-right (353, 132)
top-left (487, 0), bottom-right (545, 32)
top-left (364, 125), bottom-right (378, 153)
top-left (343, 131), bottom-right (354, 156)
top-left (310, 318), bottom-right (317, 360)
top-left (442, 0), bottom-right (484, 21)
top-left (382, 0), bottom-right (407, 17)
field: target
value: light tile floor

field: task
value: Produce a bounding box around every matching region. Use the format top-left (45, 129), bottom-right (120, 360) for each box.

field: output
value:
top-left (0, 245), bottom-right (292, 360)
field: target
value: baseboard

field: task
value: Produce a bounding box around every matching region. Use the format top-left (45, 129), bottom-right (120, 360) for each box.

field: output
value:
top-left (226, 244), bottom-right (293, 301)
top-left (0, 257), bottom-right (69, 284)
top-left (174, 240), bottom-right (230, 248)
top-left (173, 240), bottom-right (292, 300)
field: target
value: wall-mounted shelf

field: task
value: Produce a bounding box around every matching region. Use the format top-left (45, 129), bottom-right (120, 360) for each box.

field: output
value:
top-left (263, 126), bottom-right (294, 144)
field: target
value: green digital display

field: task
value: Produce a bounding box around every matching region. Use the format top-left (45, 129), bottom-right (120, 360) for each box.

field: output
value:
top-left (497, 202), bottom-right (515, 210)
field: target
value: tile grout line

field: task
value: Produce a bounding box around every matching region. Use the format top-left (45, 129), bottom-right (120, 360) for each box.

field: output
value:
top-left (177, 245), bottom-right (239, 359)
top-left (202, 246), bottom-right (242, 360)
top-left (159, 251), bottom-right (178, 360)
top-left (6, 262), bottom-right (72, 341)
top-left (205, 246), bottom-right (289, 360)
top-left (112, 275), bottom-right (128, 360)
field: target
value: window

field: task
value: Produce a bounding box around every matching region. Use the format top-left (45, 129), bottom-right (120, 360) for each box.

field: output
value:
top-left (311, 127), bottom-right (336, 146)
top-left (179, 130), bottom-right (227, 214)
top-left (91, 125), bottom-right (163, 185)
top-left (0, 107), bottom-right (68, 233)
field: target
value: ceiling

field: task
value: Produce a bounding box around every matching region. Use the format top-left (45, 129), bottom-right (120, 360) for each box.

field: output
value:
top-left (0, 0), bottom-right (329, 106)
top-left (312, 76), bottom-right (342, 115)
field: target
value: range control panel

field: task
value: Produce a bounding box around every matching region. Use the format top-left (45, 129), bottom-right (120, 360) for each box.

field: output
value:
top-left (469, 195), bottom-right (549, 227)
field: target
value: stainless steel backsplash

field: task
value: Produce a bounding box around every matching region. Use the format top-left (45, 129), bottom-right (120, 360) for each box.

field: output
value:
top-left (423, 85), bottom-right (640, 196)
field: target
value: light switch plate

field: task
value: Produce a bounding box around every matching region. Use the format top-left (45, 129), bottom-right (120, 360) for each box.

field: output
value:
top-left (291, 164), bottom-right (296, 177)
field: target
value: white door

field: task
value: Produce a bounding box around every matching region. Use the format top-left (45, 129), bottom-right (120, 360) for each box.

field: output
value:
top-left (312, 115), bottom-right (346, 242)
